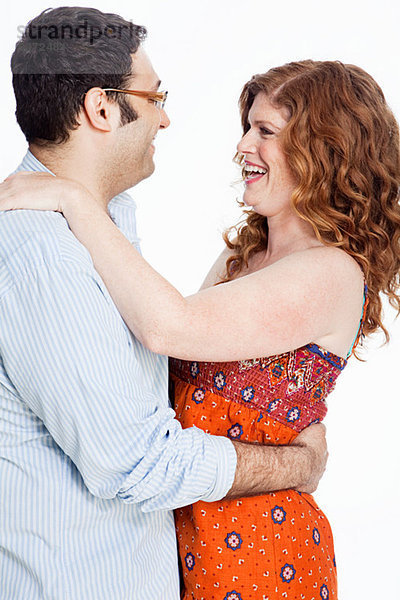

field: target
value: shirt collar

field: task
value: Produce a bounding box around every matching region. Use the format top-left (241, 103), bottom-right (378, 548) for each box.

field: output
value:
top-left (16, 149), bottom-right (54, 175)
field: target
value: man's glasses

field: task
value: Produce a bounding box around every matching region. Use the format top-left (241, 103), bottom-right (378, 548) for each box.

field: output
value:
top-left (102, 88), bottom-right (168, 110)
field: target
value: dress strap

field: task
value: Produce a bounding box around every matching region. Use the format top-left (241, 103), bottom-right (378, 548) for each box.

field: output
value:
top-left (346, 282), bottom-right (369, 359)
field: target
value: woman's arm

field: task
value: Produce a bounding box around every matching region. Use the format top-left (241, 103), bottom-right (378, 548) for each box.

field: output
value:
top-left (68, 206), bottom-right (356, 361)
top-left (60, 201), bottom-right (349, 361)
top-left (0, 173), bottom-right (355, 362)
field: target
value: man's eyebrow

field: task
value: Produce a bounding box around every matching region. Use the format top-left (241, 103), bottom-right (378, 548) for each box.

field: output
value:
top-left (151, 80), bottom-right (161, 91)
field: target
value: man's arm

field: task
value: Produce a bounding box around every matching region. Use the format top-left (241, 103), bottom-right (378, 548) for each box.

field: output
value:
top-left (0, 255), bottom-right (326, 511)
top-left (228, 424), bottom-right (328, 498)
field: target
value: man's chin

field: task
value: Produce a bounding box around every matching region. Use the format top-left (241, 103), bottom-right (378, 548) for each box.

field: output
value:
top-left (142, 161), bottom-right (156, 181)
top-left (123, 161), bottom-right (154, 189)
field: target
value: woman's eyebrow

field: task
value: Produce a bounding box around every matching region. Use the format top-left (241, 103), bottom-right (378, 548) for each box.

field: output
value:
top-left (251, 119), bottom-right (281, 131)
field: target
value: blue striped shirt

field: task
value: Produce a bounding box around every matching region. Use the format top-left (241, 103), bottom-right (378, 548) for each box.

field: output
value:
top-left (0, 150), bottom-right (236, 599)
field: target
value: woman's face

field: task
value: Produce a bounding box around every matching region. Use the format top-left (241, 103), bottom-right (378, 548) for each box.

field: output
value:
top-left (237, 93), bottom-right (297, 218)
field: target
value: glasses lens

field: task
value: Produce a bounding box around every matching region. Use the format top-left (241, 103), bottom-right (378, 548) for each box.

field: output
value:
top-left (157, 91), bottom-right (167, 110)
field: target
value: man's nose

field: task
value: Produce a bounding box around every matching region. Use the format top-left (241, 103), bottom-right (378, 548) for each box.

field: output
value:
top-left (159, 108), bottom-right (170, 129)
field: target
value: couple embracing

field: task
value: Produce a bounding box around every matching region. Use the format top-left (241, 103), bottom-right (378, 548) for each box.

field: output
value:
top-left (1, 6), bottom-right (399, 600)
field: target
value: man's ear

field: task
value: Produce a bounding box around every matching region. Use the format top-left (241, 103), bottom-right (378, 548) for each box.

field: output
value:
top-left (83, 88), bottom-right (116, 133)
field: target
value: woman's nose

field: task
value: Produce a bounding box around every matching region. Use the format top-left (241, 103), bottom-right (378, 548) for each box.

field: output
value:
top-left (237, 129), bottom-right (257, 155)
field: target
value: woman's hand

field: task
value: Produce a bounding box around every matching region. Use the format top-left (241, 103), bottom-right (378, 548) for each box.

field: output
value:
top-left (0, 171), bottom-right (94, 217)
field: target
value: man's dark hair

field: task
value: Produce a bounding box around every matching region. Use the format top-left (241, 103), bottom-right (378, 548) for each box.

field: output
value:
top-left (11, 6), bottom-right (147, 145)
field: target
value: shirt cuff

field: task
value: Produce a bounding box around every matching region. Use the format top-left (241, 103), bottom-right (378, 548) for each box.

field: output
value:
top-left (201, 434), bottom-right (237, 502)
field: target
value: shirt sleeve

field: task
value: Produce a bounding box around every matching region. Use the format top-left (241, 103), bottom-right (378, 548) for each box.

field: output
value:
top-left (0, 259), bottom-right (237, 511)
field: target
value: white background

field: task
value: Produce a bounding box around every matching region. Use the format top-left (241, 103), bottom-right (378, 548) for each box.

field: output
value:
top-left (1, 1), bottom-right (399, 597)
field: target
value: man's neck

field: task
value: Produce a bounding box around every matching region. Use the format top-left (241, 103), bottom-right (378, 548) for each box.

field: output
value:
top-left (29, 143), bottom-right (116, 209)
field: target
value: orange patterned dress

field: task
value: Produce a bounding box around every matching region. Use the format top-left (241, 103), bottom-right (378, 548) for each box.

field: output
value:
top-left (169, 286), bottom-right (367, 600)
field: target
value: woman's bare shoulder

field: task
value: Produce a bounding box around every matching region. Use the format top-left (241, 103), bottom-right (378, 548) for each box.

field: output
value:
top-left (292, 246), bottom-right (366, 357)
top-left (279, 244), bottom-right (363, 278)
top-left (303, 245), bottom-right (364, 286)
top-left (199, 244), bottom-right (236, 290)
top-left (281, 244), bottom-right (365, 313)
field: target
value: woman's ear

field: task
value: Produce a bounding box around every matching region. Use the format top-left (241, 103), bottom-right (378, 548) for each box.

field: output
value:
top-left (83, 88), bottom-right (116, 133)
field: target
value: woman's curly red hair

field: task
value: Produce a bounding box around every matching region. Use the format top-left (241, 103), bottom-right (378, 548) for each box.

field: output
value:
top-left (221, 60), bottom-right (400, 351)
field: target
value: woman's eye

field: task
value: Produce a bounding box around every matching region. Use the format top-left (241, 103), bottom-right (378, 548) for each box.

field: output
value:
top-left (260, 127), bottom-right (273, 136)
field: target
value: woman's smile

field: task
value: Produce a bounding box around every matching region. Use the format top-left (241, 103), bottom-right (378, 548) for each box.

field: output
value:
top-left (242, 160), bottom-right (268, 185)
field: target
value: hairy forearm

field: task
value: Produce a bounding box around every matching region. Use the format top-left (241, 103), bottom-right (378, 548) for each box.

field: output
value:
top-left (225, 440), bottom-right (312, 499)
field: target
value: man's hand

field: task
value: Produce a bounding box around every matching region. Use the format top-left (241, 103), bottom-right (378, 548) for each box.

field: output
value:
top-left (225, 423), bottom-right (328, 499)
top-left (291, 423), bottom-right (328, 494)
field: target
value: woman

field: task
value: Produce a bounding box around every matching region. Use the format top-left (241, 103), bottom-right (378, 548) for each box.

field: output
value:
top-left (1, 60), bottom-right (400, 599)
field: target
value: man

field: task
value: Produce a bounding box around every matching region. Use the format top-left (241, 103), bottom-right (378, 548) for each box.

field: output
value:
top-left (0, 7), bottom-right (327, 599)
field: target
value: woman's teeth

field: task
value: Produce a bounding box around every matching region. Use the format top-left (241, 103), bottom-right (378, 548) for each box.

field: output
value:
top-left (242, 164), bottom-right (268, 181)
